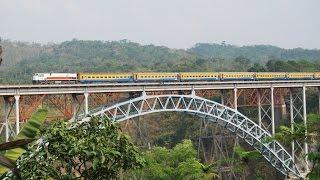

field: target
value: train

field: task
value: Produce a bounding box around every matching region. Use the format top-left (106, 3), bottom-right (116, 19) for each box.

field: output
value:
top-left (32, 72), bottom-right (320, 84)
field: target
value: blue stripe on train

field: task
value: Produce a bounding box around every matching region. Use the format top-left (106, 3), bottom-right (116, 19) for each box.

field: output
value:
top-left (80, 78), bottom-right (133, 83)
top-left (136, 78), bottom-right (178, 81)
top-left (180, 78), bottom-right (219, 81)
top-left (221, 78), bottom-right (255, 81)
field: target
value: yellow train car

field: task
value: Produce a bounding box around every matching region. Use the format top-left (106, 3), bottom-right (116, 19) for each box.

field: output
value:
top-left (314, 72), bottom-right (320, 79)
top-left (254, 72), bottom-right (286, 80)
top-left (219, 72), bottom-right (255, 80)
top-left (286, 72), bottom-right (314, 80)
top-left (133, 72), bottom-right (179, 81)
top-left (78, 72), bottom-right (133, 82)
top-left (180, 72), bottom-right (219, 81)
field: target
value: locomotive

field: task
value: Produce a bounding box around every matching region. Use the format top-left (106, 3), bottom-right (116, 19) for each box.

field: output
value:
top-left (32, 72), bottom-right (320, 84)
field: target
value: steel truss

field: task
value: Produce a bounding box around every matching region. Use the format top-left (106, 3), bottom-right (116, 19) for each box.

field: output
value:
top-left (197, 117), bottom-right (237, 179)
top-left (0, 96), bottom-right (19, 141)
top-left (288, 87), bottom-right (309, 172)
top-left (76, 91), bottom-right (301, 178)
top-left (0, 92), bottom-right (127, 141)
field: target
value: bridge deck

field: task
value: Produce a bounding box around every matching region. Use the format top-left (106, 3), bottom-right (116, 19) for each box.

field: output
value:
top-left (0, 80), bottom-right (320, 95)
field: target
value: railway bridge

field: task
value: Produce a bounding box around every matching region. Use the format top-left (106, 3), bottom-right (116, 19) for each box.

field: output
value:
top-left (1, 80), bottom-right (320, 178)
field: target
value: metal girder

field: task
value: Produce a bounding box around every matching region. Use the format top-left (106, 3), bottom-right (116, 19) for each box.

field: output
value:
top-left (76, 92), bottom-right (301, 178)
top-left (1, 96), bottom-right (16, 141)
top-left (1, 80), bottom-right (320, 96)
top-left (288, 87), bottom-right (309, 172)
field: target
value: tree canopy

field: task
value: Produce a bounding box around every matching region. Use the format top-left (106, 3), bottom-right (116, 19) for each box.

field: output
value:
top-left (128, 139), bottom-right (218, 180)
top-left (271, 114), bottom-right (320, 179)
top-left (1, 39), bottom-right (320, 84)
top-left (6, 117), bottom-right (145, 179)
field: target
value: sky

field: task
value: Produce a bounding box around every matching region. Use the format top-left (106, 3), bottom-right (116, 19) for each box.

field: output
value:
top-left (1, 0), bottom-right (320, 49)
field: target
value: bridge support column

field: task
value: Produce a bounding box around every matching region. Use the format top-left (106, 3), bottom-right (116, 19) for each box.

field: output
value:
top-left (288, 87), bottom-right (310, 172)
top-left (14, 95), bottom-right (20, 135)
top-left (271, 87), bottom-right (275, 135)
top-left (84, 92), bottom-right (89, 115)
top-left (302, 85), bottom-right (309, 170)
top-left (4, 97), bottom-right (10, 142)
top-left (72, 94), bottom-right (78, 120)
top-left (318, 87), bottom-right (320, 114)
top-left (220, 92), bottom-right (224, 105)
top-left (257, 89), bottom-right (262, 127)
top-left (233, 87), bottom-right (237, 110)
top-left (2, 96), bottom-right (15, 142)
top-left (289, 89), bottom-right (295, 162)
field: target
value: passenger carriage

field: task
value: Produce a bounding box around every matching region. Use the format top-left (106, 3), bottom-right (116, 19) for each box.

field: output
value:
top-left (133, 72), bottom-right (179, 82)
top-left (286, 72), bottom-right (314, 80)
top-left (219, 72), bottom-right (255, 81)
top-left (254, 72), bottom-right (287, 80)
top-left (179, 72), bottom-right (219, 81)
top-left (78, 73), bottom-right (133, 83)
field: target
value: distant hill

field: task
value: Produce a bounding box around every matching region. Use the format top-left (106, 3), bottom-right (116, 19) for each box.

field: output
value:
top-left (188, 43), bottom-right (320, 63)
top-left (0, 39), bottom-right (319, 84)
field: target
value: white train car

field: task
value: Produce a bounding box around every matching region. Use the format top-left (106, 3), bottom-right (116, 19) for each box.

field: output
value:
top-left (32, 73), bottom-right (78, 84)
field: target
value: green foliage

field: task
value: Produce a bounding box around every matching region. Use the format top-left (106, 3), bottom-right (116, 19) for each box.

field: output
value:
top-left (265, 124), bottom-right (306, 145)
top-left (128, 139), bottom-right (218, 180)
top-left (232, 56), bottom-right (251, 71)
top-left (190, 43), bottom-right (320, 63)
top-left (248, 63), bottom-right (266, 72)
top-left (228, 145), bottom-right (278, 179)
top-left (15, 109), bottom-right (48, 140)
top-left (1, 40), bottom-right (320, 84)
top-left (234, 146), bottom-right (263, 163)
top-left (176, 158), bottom-right (205, 179)
top-left (6, 117), bottom-right (145, 179)
top-left (272, 114), bottom-right (320, 179)
top-left (0, 109), bottom-right (48, 175)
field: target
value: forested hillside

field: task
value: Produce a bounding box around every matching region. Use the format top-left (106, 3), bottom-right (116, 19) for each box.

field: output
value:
top-left (189, 43), bottom-right (320, 63)
top-left (0, 39), bottom-right (320, 84)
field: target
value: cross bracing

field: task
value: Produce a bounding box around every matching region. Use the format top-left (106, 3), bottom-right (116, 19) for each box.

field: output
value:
top-left (76, 92), bottom-right (302, 178)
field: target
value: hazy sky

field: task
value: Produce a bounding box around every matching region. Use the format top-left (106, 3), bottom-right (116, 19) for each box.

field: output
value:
top-left (1, 0), bottom-right (319, 49)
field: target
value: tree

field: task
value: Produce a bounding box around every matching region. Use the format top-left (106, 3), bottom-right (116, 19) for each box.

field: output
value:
top-left (271, 114), bottom-right (320, 179)
top-left (129, 139), bottom-right (218, 180)
top-left (0, 38), bottom-right (3, 66)
top-left (248, 63), bottom-right (266, 72)
top-left (232, 56), bottom-right (251, 71)
top-left (6, 117), bottom-right (145, 179)
top-left (0, 109), bottom-right (48, 177)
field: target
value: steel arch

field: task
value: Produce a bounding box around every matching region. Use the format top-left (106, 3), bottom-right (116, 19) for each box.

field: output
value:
top-left (76, 92), bottom-right (301, 178)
